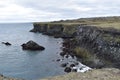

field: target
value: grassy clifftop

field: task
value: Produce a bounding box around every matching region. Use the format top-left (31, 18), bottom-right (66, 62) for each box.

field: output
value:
top-left (34, 16), bottom-right (120, 29)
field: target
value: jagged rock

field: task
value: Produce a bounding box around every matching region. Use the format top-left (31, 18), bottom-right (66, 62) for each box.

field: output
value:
top-left (2, 42), bottom-right (11, 46)
top-left (21, 40), bottom-right (45, 51)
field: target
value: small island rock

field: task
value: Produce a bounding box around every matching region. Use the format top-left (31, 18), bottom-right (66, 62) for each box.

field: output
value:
top-left (2, 42), bottom-right (11, 46)
top-left (21, 40), bottom-right (45, 51)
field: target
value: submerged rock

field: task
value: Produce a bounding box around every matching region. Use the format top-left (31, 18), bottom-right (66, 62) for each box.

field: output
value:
top-left (2, 42), bottom-right (11, 46)
top-left (21, 40), bottom-right (45, 51)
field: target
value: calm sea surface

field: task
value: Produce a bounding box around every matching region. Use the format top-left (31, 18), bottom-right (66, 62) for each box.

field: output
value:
top-left (0, 23), bottom-right (64, 80)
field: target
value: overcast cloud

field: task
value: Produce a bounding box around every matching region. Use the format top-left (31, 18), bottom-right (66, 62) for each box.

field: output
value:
top-left (0, 0), bottom-right (120, 22)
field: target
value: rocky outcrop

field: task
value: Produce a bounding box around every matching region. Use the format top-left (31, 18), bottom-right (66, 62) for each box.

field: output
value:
top-left (21, 40), bottom-right (45, 51)
top-left (40, 68), bottom-right (120, 80)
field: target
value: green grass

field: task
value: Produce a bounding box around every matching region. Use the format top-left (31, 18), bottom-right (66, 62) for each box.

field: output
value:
top-left (34, 16), bottom-right (120, 30)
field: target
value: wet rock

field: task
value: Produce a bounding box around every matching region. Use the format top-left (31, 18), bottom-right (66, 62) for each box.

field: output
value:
top-left (65, 55), bottom-right (69, 58)
top-left (79, 66), bottom-right (85, 70)
top-left (60, 52), bottom-right (66, 57)
top-left (21, 40), bottom-right (45, 51)
top-left (75, 62), bottom-right (79, 65)
top-left (64, 67), bottom-right (72, 73)
top-left (56, 59), bottom-right (61, 62)
top-left (72, 69), bottom-right (77, 72)
top-left (60, 63), bottom-right (68, 67)
top-left (2, 42), bottom-right (11, 46)
top-left (70, 64), bottom-right (75, 67)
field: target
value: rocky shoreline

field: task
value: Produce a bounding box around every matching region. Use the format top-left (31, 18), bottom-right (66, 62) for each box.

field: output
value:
top-left (0, 22), bottom-right (120, 80)
top-left (31, 23), bottom-right (120, 69)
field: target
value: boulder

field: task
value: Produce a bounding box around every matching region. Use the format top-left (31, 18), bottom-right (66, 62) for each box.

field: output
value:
top-left (60, 63), bottom-right (68, 67)
top-left (21, 40), bottom-right (45, 51)
top-left (70, 64), bottom-right (75, 67)
top-left (64, 67), bottom-right (72, 73)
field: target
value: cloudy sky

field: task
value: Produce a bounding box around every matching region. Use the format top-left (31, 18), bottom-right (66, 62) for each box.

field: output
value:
top-left (0, 0), bottom-right (120, 22)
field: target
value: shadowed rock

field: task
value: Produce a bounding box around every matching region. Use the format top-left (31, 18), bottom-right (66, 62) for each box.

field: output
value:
top-left (60, 63), bottom-right (68, 67)
top-left (21, 40), bottom-right (45, 51)
top-left (64, 67), bottom-right (72, 73)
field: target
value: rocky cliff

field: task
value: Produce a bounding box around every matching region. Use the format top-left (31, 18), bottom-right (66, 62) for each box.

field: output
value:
top-left (30, 23), bottom-right (79, 38)
top-left (76, 26), bottom-right (120, 68)
top-left (31, 23), bottom-right (120, 69)
top-left (2, 22), bottom-right (120, 80)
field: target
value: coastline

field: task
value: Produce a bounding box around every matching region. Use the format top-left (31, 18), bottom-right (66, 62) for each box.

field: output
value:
top-left (0, 20), bottom-right (120, 79)
top-left (30, 23), bottom-right (120, 69)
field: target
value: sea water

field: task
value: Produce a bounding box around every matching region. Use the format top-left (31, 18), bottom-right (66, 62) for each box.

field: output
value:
top-left (0, 23), bottom-right (91, 80)
top-left (0, 23), bottom-right (64, 80)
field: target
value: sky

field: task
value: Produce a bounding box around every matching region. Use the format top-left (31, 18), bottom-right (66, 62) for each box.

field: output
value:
top-left (0, 0), bottom-right (120, 22)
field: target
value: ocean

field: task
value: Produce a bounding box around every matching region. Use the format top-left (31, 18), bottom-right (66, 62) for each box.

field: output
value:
top-left (0, 23), bottom-right (64, 80)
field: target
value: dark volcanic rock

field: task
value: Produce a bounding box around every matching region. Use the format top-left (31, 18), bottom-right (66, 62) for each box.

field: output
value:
top-left (21, 40), bottom-right (45, 51)
top-left (60, 63), bottom-right (68, 67)
top-left (70, 64), bottom-right (75, 67)
top-left (2, 42), bottom-right (11, 46)
top-left (60, 52), bottom-right (66, 57)
top-left (64, 67), bottom-right (72, 73)
top-left (56, 59), bottom-right (61, 62)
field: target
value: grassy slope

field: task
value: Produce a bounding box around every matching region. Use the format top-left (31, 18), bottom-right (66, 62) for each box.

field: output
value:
top-left (41, 68), bottom-right (120, 80)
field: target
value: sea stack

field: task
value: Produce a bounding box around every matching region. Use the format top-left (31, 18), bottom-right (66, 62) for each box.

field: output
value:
top-left (21, 40), bottom-right (45, 51)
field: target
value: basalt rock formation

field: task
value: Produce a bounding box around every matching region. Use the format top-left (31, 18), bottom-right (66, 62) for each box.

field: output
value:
top-left (21, 40), bottom-right (45, 51)
top-left (30, 23), bottom-right (78, 38)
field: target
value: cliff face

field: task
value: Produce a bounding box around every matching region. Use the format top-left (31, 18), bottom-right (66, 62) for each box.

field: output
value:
top-left (30, 23), bottom-right (78, 38)
top-left (76, 26), bottom-right (120, 68)
top-left (40, 68), bottom-right (120, 80)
